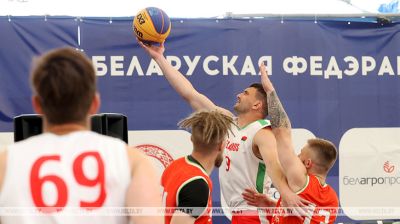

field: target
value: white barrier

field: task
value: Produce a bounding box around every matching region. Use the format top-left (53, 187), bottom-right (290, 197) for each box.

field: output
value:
top-left (340, 128), bottom-right (400, 220)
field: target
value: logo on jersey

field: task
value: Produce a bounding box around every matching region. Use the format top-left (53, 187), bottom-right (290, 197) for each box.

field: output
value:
top-left (225, 140), bottom-right (240, 152)
top-left (383, 161), bottom-right (395, 173)
top-left (241, 136), bottom-right (247, 141)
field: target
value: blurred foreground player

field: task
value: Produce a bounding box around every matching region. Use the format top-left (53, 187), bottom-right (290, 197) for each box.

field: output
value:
top-left (0, 48), bottom-right (162, 224)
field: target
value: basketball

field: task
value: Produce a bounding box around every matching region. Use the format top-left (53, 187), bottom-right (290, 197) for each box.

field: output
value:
top-left (133, 7), bottom-right (171, 44)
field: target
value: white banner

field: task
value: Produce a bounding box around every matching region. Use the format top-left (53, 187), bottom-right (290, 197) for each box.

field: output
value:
top-left (339, 128), bottom-right (400, 220)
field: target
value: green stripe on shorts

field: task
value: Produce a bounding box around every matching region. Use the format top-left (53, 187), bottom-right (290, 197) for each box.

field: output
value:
top-left (256, 162), bottom-right (266, 193)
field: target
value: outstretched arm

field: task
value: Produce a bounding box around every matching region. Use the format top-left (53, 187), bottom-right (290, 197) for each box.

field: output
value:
top-left (259, 63), bottom-right (307, 192)
top-left (138, 40), bottom-right (233, 116)
top-left (254, 129), bottom-right (308, 208)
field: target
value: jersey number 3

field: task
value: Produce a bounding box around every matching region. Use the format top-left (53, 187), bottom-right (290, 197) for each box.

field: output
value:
top-left (30, 151), bottom-right (106, 211)
top-left (225, 155), bottom-right (231, 171)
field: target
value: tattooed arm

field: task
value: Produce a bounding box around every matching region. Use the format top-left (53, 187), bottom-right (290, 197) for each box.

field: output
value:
top-left (259, 63), bottom-right (307, 192)
top-left (259, 63), bottom-right (290, 129)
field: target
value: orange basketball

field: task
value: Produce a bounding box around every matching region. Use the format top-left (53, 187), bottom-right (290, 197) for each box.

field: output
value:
top-left (133, 7), bottom-right (171, 44)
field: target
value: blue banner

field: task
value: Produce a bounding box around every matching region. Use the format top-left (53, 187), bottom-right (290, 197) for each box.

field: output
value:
top-left (1, 16), bottom-right (400, 223)
top-left (0, 16), bottom-right (78, 125)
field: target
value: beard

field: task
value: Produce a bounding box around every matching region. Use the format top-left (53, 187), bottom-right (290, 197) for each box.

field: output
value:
top-left (233, 103), bottom-right (240, 113)
top-left (214, 153), bottom-right (224, 168)
top-left (233, 102), bottom-right (250, 115)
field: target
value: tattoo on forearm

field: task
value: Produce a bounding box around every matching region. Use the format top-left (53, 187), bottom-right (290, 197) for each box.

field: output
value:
top-left (267, 91), bottom-right (291, 128)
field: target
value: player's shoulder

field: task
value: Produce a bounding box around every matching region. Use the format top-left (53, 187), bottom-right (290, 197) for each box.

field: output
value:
top-left (179, 177), bottom-right (209, 196)
top-left (322, 187), bottom-right (339, 208)
top-left (244, 119), bottom-right (271, 130)
top-left (250, 119), bottom-right (271, 129)
top-left (10, 131), bottom-right (124, 148)
top-left (326, 185), bottom-right (339, 205)
top-left (171, 157), bottom-right (205, 175)
top-left (164, 156), bottom-right (209, 183)
top-left (163, 157), bottom-right (185, 172)
top-left (177, 175), bottom-right (210, 202)
top-left (6, 133), bottom-right (50, 152)
top-left (254, 125), bottom-right (275, 139)
top-left (258, 119), bottom-right (271, 127)
top-left (308, 175), bottom-right (339, 205)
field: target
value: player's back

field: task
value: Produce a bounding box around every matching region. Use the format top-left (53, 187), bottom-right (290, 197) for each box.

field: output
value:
top-left (162, 156), bottom-right (213, 224)
top-left (272, 174), bottom-right (339, 224)
top-left (0, 130), bottom-right (131, 224)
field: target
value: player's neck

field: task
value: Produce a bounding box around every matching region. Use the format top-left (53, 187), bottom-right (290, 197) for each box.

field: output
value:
top-left (44, 121), bottom-right (89, 135)
top-left (190, 153), bottom-right (214, 175)
top-left (237, 113), bottom-right (262, 128)
top-left (312, 173), bottom-right (327, 186)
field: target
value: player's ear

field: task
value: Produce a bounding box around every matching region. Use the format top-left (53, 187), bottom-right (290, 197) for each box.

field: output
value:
top-left (88, 92), bottom-right (100, 115)
top-left (219, 140), bottom-right (225, 152)
top-left (252, 100), bottom-right (262, 110)
top-left (304, 159), bottom-right (313, 169)
top-left (32, 95), bottom-right (43, 114)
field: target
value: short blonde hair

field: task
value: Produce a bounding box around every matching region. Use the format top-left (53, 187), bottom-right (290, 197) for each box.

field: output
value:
top-left (308, 138), bottom-right (337, 172)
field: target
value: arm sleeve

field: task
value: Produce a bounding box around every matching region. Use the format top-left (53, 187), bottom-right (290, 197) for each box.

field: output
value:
top-left (177, 178), bottom-right (209, 218)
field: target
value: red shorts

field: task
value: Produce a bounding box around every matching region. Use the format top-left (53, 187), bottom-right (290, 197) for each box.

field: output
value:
top-left (231, 210), bottom-right (261, 224)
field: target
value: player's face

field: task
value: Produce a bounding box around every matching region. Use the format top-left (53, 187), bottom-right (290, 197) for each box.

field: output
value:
top-left (234, 87), bottom-right (258, 114)
top-left (298, 147), bottom-right (304, 160)
top-left (298, 146), bottom-right (312, 168)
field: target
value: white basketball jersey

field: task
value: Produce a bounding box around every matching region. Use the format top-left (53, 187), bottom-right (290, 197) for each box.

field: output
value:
top-left (0, 131), bottom-right (131, 224)
top-left (219, 119), bottom-right (272, 210)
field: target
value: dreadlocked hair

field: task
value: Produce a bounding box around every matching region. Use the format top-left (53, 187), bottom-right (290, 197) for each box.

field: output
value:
top-left (178, 110), bottom-right (235, 149)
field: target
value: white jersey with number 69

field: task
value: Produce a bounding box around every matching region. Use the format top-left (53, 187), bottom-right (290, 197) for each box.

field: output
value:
top-left (0, 131), bottom-right (131, 224)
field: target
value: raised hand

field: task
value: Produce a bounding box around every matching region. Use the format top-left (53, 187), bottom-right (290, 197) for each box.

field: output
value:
top-left (136, 38), bottom-right (165, 60)
top-left (259, 62), bottom-right (274, 93)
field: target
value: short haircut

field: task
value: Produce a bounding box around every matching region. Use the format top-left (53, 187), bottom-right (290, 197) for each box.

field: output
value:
top-left (249, 83), bottom-right (268, 117)
top-left (308, 138), bottom-right (338, 173)
top-left (31, 47), bottom-right (96, 125)
top-left (178, 110), bottom-right (234, 151)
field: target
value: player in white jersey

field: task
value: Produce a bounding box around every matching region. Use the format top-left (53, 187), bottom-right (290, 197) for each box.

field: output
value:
top-left (0, 48), bottom-right (163, 224)
top-left (220, 118), bottom-right (272, 208)
top-left (138, 41), bottom-right (309, 224)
